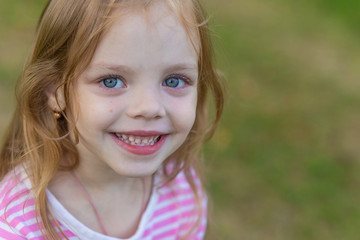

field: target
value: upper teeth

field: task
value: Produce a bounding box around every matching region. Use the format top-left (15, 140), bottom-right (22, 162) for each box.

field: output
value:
top-left (115, 133), bottom-right (160, 146)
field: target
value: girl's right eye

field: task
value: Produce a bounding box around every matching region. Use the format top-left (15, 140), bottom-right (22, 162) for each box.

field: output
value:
top-left (101, 77), bottom-right (125, 88)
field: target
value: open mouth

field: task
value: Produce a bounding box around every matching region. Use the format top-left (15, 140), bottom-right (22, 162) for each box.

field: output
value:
top-left (114, 133), bottom-right (162, 146)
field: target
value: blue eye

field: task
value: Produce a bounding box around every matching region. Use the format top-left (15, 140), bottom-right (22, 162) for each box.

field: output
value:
top-left (101, 77), bottom-right (125, 88)
top-left (163, 77), bottom-right (185, 88)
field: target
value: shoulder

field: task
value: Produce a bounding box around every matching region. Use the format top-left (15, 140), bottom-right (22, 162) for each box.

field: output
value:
top-left (0, 169), bottom-right (38, 239)
top-left (146, 167), bottom-right (207, 239)
top-left (0, 169), bottom-right (32, 216)
top-left (157, 165), bottom-right (206, 201)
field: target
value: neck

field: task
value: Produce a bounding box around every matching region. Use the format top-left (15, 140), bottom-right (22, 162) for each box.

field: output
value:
top-left (49, 157), bottom-right (153, 237)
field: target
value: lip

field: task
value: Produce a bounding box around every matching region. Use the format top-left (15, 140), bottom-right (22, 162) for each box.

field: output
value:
top-left (111, 131), bottom-right (168, 155)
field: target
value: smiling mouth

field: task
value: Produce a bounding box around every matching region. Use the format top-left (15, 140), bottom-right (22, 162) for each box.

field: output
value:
top-left (114, 133), bottom-right (161, 146)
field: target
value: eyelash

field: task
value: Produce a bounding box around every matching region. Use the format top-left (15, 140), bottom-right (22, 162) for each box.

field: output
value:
top-left (98, 73), bottom-right (193, 89)
top-left (99, 74), bottom-right (126, 89)
top-left (164, 74), bottom-right (193, 86)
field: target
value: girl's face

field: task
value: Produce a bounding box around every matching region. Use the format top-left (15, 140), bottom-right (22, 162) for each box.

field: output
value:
top-left (71, 2), bottom-right (198, 177)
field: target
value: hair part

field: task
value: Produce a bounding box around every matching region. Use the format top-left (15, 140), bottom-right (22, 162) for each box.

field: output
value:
top-left (0, 0), bottom-right (224, 239)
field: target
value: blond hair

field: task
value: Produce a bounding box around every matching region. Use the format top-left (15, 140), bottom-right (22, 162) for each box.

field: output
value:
top-left (0, 0), bottom-right (224, 238)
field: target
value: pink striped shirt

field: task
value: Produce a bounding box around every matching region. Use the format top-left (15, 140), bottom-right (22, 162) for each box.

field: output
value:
top-left (0, 167), bottom-right (207, 239)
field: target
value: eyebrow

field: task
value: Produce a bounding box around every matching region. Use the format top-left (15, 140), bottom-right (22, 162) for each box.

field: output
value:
top-left (88, 63), bottom-right (134, 74)
top-left (163, 63), bottom-right (198, 73)
top-left (88, 62), bottom-right (198, 73)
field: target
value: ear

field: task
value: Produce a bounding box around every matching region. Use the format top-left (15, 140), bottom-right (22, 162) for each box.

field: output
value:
top-left (45, 84), bottom-right (66, 112)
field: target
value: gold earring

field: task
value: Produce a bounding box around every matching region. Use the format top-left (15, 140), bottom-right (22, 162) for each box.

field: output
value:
top-left (54, 111), bottom-right (61, 119)
top-left (53, 105), bottom-right (62, 119)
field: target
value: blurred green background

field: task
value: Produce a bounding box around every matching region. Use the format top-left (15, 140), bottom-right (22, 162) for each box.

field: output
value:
top-left (1, 0), bottom-right (360, 239)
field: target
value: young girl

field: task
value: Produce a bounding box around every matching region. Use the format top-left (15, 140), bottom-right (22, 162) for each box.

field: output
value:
top-left (0, 0), bottom-right (224, 239)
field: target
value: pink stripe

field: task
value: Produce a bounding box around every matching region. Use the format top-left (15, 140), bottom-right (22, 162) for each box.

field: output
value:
top-left (185, 224), bottom-right (206, 240)
top-left (21, 209), bottom-right (37, 222)
top-left (180, 220), bottom-right (196, 232)
top-left (0, 174), bottom-right (23, 197)
top-left (158, 188), bottom-right (193, 202)
top-left (0, 227), bottom-right (25, 239)
top-left (179, 204), bottom-right (207, 230)
top-left (153, 227), bottom-right (179, 239)
top-left (0, 177), bottom-right (13, 195)
top-left (157, 185), bottom-right (204, 203)
top-left (0, 189), bottom-right (30, 212)
top-left (180, 208), bottom-right (198, 219)
top-left (178, 210), bottom-right (207, 238)
top-left (2, 201), bottom-right (37, 232)
top-left (180, 198), bottom-right (197, 209)
top-left (0, 217), bottom-right (26, 239)
top-left (61, 229), bottom-right (77, 237)
top-left (153, 197), bottom-right (196, 218)
top-left (8, 210), bottom-right (38, 232)
top-left (6, 214), bottom-right (41, 237)
top-left (0, 172), bottom-right (18, 186)
top-left (144, 215), bottom-right (179, 237)
top-left (163, 176), bottom-right (188, 185)
top-left (144, 211), bottom-right (195, 237)
top-left (18, 217), bottom-right (75, 237)
top-left (17, 221), bottom-right (44, 237)
top-left (5, 217), bottom-right (32, 236)
top-left (4, 198), bottom-right (35, 219)
top-left (143, 201), bottom-right (199, 237)
top-left (9, 219), bottom-right (77, 240)
top-left (7, 218), bottom-right (28, 236)
top-left (172, 176), bottom-right (197, 185)
top-left (27, 229), bottom-right (76, 240)
top-left (152, 202), bottom-right (178, 218)
top-left (6, 205), bottom-right (74, 239)
top-left (178, 223), bottom-right (206, 240)
top-left (0, 183), bottom-right (17, 204)
top-left (168, 169), bottom-right (197, 181)
top-left (196, 224), bottom-right (207, 235)
top-left (22, 221), bottom-right (77, 239)
top-left (179, 209), bottom-right (199, 230)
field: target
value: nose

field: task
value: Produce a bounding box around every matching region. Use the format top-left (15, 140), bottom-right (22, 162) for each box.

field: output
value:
top-left (126, 86), bottom-right (165, 120)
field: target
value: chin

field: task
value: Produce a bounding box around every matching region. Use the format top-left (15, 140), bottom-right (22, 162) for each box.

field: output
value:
top-left (111, 161), bottom-right (162, 178)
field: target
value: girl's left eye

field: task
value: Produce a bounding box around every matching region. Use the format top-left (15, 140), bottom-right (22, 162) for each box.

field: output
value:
top-left (101, 77), bottom-right (125, 88)
top-left (162, 76), bottom-right (186, 88)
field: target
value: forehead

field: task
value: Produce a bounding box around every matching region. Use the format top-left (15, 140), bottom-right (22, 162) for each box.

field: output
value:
top-left (89, 1), bottom-right (199, 66)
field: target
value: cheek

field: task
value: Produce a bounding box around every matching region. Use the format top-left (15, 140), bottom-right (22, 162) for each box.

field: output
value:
top-left (78, 95), bottom-right (116, 115)
top-left (167, 94), bottom-right (197, 132)
top-left (76, 97), bottom-right (120, 129)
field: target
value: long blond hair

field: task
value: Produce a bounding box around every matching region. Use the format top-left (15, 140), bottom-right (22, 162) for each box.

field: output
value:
top-left (0, 0), bottom-right (224, 238)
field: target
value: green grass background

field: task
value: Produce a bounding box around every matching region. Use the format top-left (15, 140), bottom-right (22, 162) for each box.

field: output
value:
top-left (2, 0), bottom-right (360, 239)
